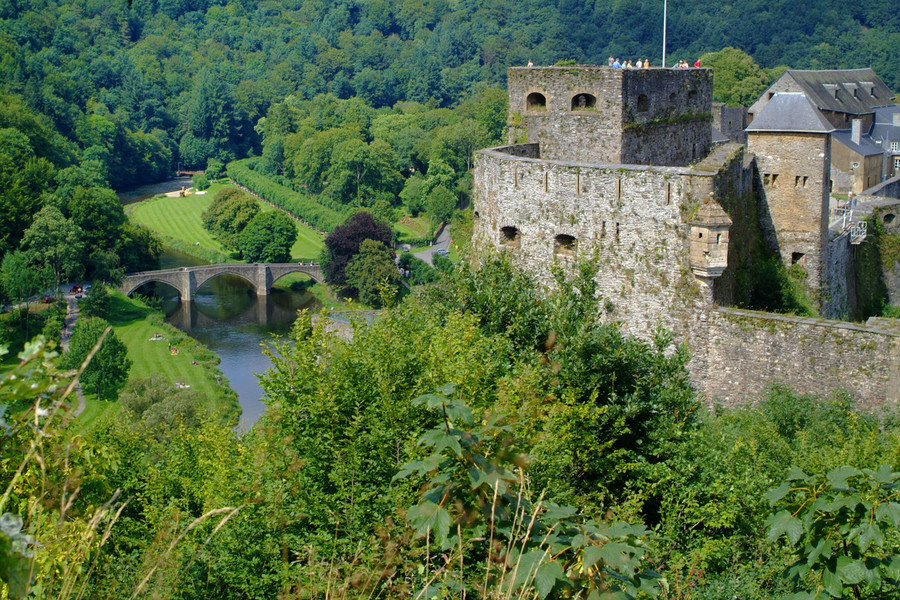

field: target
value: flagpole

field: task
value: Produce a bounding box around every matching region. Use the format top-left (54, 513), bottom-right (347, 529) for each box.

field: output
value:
top-left (662, 0), bottom-right (667, 68)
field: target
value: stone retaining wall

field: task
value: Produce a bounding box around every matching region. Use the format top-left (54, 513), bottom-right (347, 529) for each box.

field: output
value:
top-left (698, 308), bottom-right (900, 411)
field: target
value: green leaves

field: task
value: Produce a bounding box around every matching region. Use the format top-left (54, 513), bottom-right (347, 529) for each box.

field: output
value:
top-left (766, 510), bottom-right (803, 544)
top-left (407, 501), bottom-right (451, 547)
top-left (766, 464), bottom-right (900, 598)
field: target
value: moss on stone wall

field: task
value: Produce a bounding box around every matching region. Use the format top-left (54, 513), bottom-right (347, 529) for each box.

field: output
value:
top-left (852, 217), bottom-right (893, 320)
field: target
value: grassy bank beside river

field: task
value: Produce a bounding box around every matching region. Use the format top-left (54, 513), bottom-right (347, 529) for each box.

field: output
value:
top-left (105, 291), bottom-right (240, 425)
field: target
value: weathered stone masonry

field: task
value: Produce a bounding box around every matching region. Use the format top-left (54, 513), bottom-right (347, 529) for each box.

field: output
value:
top-left (474, 65), bottom-right (900, 409)
top-left (701, 309), bottom-right (900, 411)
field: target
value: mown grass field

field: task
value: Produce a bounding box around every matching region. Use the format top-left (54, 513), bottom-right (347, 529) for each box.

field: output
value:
top-left (79, 292), bottom-right (240, 427)
top-left (129, 189), bottom-right (227, 255)
top-left (130, 183), bottom-right (325, 262)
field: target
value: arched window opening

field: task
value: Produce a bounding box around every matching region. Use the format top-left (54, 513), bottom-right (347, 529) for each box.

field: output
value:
top-left (554, 234), bottom-right (577, 259)
top-left (636, 94), bottom-right (649, 112)
top-left (527, 92), bottom-right (546, 111)
top-left (571, 93), bottom-right (596, 110)
top-left (884, 213), bottom-right (896, 224)
top-left (500, 226), bottom-right (521, 249)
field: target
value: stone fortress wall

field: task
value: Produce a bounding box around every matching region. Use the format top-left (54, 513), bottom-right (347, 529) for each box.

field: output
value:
top-left (474, 65), bottom-right (900, 409)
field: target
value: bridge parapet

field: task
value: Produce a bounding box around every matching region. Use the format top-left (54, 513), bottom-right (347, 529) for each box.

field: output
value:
top-left (118, 263), bottom-right (325, 301)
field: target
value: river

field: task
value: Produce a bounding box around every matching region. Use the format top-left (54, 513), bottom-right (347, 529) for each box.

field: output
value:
top-left (119, 181), bottom-right (320, 430)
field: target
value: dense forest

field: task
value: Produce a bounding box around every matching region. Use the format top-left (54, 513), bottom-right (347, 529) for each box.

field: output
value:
top-left (1, 0), bottom-right (898, 183)
top-left (3, 257), bottom-right (900, 598)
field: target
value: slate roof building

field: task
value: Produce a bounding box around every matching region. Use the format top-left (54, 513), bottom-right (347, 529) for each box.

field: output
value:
top-left (749, 69), bottom-right (900, 193)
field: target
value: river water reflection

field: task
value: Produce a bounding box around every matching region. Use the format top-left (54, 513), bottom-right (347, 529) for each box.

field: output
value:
top-left (154, 249), bottom-right (319, 429)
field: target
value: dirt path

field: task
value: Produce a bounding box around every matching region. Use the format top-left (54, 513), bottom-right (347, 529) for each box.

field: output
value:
top-left (61, 295), bottom-right (86, 417)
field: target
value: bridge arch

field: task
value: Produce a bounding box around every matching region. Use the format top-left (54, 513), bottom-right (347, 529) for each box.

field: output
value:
top-left (193, 270), bottom-right (259, 294)
top-left (118, 263), bottom-right (325, 302)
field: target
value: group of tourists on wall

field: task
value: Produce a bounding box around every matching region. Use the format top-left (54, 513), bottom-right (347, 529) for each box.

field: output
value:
top-left (607, 56), bottom-right (650, 69)
top-left (524, 57), bottom-right (702, 69)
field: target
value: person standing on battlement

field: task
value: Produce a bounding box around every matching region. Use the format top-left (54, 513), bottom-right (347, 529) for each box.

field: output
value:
top-left (613, 58), bottom-right (622, 68)
top-left (608, 55), bottom-right (614, 67)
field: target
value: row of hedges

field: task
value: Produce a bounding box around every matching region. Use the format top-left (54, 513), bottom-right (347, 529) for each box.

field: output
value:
top-left (227, 158), bottom-right (346, 232)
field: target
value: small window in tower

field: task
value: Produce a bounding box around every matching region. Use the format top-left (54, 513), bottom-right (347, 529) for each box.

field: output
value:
top-left (792, 252), bottom-right (806, 265)
top-left (554, 234), bottom-right (577, 259)
top-left (716, 233), bottom-right (722, 244)
top-left (884, 214), bottom-right (896, 225)
top-left (802, 176), bottom-right (809, 187)
top-left (771, 173), bottom-right (779, 186)
top-left (500, 226), bottom-right (520, 249)
top-left (526, 92), bottom-right (547, 111)
top-left (853, 88), bottom-right (860, 99)
top-left (571, 93), bottom-right (596, 110)
top-left (795, 175), bottom-right (801, 188)
top-left (871, 87), bottom-right (877, 98)
top-left (767, 92), bottom-right (775, 100)
top-left (636, 94), bottom-right (649, 112)
top-left (474, 211), bottom-right (480, 220)
top-left (834, 89), bottom-right (840, 99)
top-left (763, 173), bottom-right (771, 186)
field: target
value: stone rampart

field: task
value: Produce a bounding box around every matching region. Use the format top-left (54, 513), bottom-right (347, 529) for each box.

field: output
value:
top-left (699, 308), bottom-right (900, 411)
top-left (473, 143), bottom-right (746, 340)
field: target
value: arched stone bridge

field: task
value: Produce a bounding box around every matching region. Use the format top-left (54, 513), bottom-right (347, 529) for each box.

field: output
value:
top-left (118, 263), bottom-right (324, 301)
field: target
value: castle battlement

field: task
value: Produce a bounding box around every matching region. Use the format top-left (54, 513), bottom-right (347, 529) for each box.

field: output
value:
top-left (507, 66), bottom-right (713, 166)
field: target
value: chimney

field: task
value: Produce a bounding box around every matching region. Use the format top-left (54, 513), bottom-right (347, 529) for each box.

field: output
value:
top-left (893, 112), bottom-right (900, 127)
top-left (851, 119), bottom-right (862, 145)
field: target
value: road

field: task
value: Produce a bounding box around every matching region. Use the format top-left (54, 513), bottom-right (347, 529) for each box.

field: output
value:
top-left (412, 224), bottom-right (451, 266)
top-left (59, 285), bottom-right (86, 417)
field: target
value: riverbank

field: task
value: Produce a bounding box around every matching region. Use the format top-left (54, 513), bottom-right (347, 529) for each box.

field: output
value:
top-left (106, 291), bottom-right (240, 425)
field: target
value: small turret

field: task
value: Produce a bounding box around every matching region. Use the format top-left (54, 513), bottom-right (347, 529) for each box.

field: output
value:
top-left (689, 195), bottom-right (731, 279)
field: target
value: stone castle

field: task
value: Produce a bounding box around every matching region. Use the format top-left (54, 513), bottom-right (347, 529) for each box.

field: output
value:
top-left (472, 65), bottom-right (900, 408)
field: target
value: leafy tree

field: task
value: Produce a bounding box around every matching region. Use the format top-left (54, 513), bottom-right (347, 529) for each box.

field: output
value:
top-left (79, 283), bottom-right (110, 319)
top-left (20, 205), bottom-right (84, 290)
top-left (765, 465), bottom-right (900, 599)
top-left (322, 211), bottom-right (392, 286)
top-left (399, 172), bottom-right (427, 216)
top-left (424, 184), bottom-right (457, 226)
top-left (192, 172), bottom-right (210, 191)
top-left (0, 127), bottom-right (56, 257)
top-left (202, 191), bottom-right (259, 250)
top-left (119, 374), bottom-right (206, 440)
top-left (698, 47), bottom-right (772, 106)
top-left (345, 239), bottom-right (402, 307)
top-left (238, 211), bottom-right (297, 263)
top-left (0, 250), bottom-right (49, 335)
top-left (63, 187), bottom-right (126, 254)
top-left (59, 317), bottom-right (131, 401)
top-left (398, 252), bottom-right (439, 284)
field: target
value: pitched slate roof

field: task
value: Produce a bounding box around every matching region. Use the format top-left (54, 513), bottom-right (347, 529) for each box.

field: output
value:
top-left (786, 69), bottom-right (894, 114)
top-left (746, 93), bottom-right (834, 133)
top-left (871, 106), bottom-right (900, 148)
top-left (831, 130), bottom-right (883, 157)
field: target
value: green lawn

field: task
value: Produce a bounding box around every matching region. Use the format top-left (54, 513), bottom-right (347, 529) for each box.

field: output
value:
top-left (130, 184), bottom-right (325, 262)
top-left (130, 191), bottom-right (226, 255)
top-left (98, 292), bottom-right (240, 425)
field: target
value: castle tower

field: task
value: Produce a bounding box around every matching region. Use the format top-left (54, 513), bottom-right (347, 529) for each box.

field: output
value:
top-left (747, 92), bottom-right (833, 297)
top-left (506, 66), bottom-right (712, 166)
top-left (473, 65), bottom-right (748, 341)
